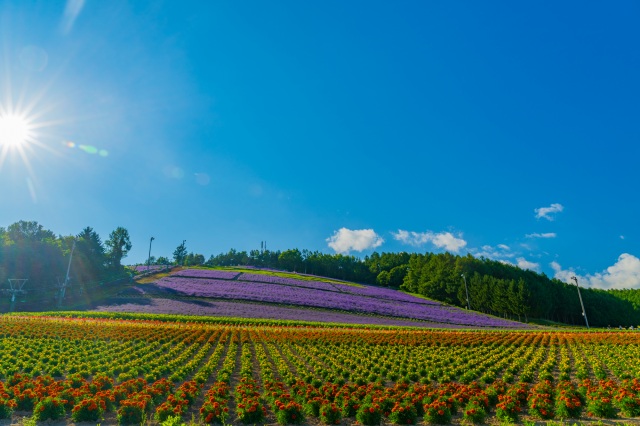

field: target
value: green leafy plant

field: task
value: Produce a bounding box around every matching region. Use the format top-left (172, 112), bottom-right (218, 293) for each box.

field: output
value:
top-left (72, 397), bottom-right (106, 422)
top-left (388, 400), bottom-right (417, 425)
top-left (0, 397), bottom-right (17, 419)
top-left (33, 396), bottom-right (66, 421)
top-left (356, 402), bottom-right (383, 426)
top-left (319, 402), bottom-right (342, 425)
top-left (462, 399), bottom-right (487, 424)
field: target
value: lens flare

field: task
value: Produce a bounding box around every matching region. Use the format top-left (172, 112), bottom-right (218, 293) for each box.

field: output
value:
top-left (0, 114), bottom-right (32, 147)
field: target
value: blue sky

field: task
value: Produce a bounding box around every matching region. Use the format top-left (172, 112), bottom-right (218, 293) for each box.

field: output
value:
top-left (1, 1), bottom-right (639, 289)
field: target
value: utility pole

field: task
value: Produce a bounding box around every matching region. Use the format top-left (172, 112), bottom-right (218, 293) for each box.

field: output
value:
top-left (147, 236), bottom-right (155, 271)
top-left (57, 239), bottom-right (76, 308)
top-left (571, 276), bottom-right (589, 329)
top-left (461, 273), bottom-right (470, 310)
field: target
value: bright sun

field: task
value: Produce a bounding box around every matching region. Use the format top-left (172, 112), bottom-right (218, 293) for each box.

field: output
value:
top-left (0, 114), bottom-right (32, 147)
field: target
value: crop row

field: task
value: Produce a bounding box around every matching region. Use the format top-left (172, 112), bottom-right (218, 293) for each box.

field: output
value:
top-left (0, 316), bottom-right (640, 423)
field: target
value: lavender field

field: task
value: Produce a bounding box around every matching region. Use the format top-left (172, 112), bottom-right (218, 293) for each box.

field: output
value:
top-left (107, 268), bottom-right (530, 328)
top-left (93, 298), bottom-right (462, 328)
top-left (130, 264), bottom-right (170, 273)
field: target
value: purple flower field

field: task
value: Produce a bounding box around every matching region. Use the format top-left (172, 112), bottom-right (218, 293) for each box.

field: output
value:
top-left (131, 264), bottom-right (169, 273)
top-left (149, 272), bottom-right (527, 328)
top-left (166, 270), bottom-right (435, 310)
top-left (172, 269), bottom-right (241, 280)
top-left (239, 273), bottom-right (341, 292)
top-left (92, 297), bottom-right (465, 328)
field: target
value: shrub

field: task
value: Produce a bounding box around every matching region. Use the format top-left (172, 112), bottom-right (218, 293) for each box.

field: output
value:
top-left (586, 396), bottom-right (617, 418)
top-left (0, 397), bottom-right (17, 419)
top-left (614, 388), bottom-right (640, 417)
top-left (388, 401), bottom-right (417, 425)
top-left (495, 394), bottom-right (520, 423)
top-left (92, 373), bottom-right (114, 390)
top-left (462, 399), bottom-right (487, 424)
top-left (33, 396), bottom-right (66, 421)
top-left (304, 396), bottom-right (323, 417)
top-left (236, 396), bottom-right (265, 424)
top-left (14, 388), bottom-right (38, 411)
top-left (340, 396), bottom-right (359, 417)
top-left (423, 400), bottom-right (451, 425)
top-left (356, 402), bottom-right (383, 426)
top-left (161, 415), bottom-right (184, 426)
top-left (71, 397), bottom-right (105, 422)
top-left (319, 402), bottom-right (342, 425)
top-left (555, 381), bottom-right (583, 419)
top-left (528, 380), bottom-right (555, 420)
top-left (95, 390), bottom-right (116, 412)
top-left (117, 399), bottom-right (147, 424)
top-left (585, 381), bottom-right (617, 419)
top-left (199, 399), bottom-right (229, 424)
top-left (274, 399), bottom-right (304, 425)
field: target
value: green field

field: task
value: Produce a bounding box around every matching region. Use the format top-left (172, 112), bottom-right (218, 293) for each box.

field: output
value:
top-left (0, 313), bottom-right (639, 425)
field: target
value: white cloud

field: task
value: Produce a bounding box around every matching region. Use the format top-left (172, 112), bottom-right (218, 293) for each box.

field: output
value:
top-left (551, 261), bottom-right (574, 283)
top-left (326, 228), bottom-right (384, 254)
top-left (517, 257), bottom-right (540, 271)
top-left (392, 230), bottom-right (467, 252)
top-left (535, 203), bottom-right (564, 221)
top-left (60, 0), bottom-right (85, 34)
top-left (431, 232), bottom-right (467, 252)
top-left (551, 253), bottom-right (640, 290)
top-left (392, 230), bottom-right (429, 246)
top-left (472, 244), bottom-right (516, 260)
top-left (526, 232), bottom-right (557, 239)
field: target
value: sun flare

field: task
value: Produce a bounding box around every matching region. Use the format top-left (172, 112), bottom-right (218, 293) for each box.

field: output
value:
top-left (0, 114), bottom-right (32, 147)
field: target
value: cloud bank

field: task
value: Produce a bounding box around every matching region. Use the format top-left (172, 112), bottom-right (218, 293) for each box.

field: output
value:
top-left (392, 230), bottom-right (467, 252)
top-left (473, 244), bottom-right (515, 260)
top-left (551, 253), bottom-right (640, 290)
top-left (516, 257), bottom-right (540, 272)
top-left (526, 232), bottom-right (557, 239)
top-left (326, 228), bottom-right (384, 254)
top-left (535, 203), bottom-right (564, 221)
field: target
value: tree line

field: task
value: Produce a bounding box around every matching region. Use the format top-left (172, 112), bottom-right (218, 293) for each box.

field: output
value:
top-left (198, 247), bottom-right (640, 327)
top-left (0, 220), bottom-right (132, 309)
top-left (3, 220), bottom-right (640, 326)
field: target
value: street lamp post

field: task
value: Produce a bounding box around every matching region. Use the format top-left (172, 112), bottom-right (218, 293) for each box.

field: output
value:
top-left (461, 273), bottom-right (470, 310)
top-left (147, 237), bottom-right (155, 271)
top-left (571, 276), bottom-right (590, 329)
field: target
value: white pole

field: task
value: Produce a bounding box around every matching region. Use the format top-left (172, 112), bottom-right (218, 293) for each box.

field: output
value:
top-left (61, 240), bottom-right (76, 303)
top-left (571, 276), bottom-right (590, 329)
top-left (461, 273), bottom-right (470, 310)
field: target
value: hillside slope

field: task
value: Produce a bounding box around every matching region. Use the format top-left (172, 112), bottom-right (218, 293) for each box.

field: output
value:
top-left (95, 268), bottom-right (531, 329)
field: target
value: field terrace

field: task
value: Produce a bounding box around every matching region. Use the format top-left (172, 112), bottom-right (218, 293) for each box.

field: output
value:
top-left (97, 268), bottom-right (528, 329)
top-left (0, 314), bottom-right (639, 425)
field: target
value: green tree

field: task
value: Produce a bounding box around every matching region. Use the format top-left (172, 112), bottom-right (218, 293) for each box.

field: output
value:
top-left (376, 270), bottom-right (390, 286)
top-left (279, 249), bottom-right (303, 272)
top-left (173, 241), bottom-right (187, 265)
top-left (7, 220), bottom-right (56, 243)
top-left (0, 221), bottom-right (65, 304)
top-left (387, 265), bottom-right (408, 287)
top-left (105, 227), bottom-right (132, 269)
top-left (184, 252), bottom-right (205, 266)
top-left (74, 227), bottom-right (107, 281)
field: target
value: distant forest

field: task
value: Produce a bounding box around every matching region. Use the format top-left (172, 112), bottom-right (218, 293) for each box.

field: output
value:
top-left (2, 220), bottom-right (640, 326)
top-left (199, 248), bottom-right (640, 327)
top-left (0, 220), bottom-right (131, 309)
